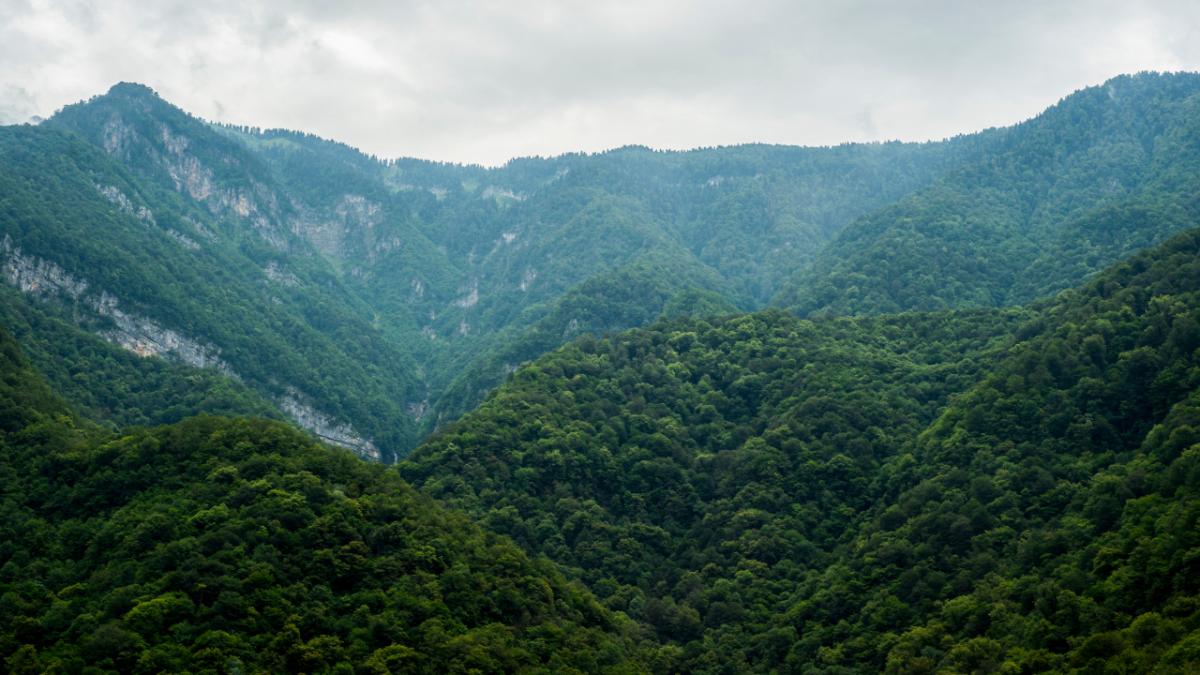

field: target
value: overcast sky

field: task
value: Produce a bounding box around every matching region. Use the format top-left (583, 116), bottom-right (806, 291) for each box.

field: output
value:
top-left (2, 1), bottom-right (1199, 165)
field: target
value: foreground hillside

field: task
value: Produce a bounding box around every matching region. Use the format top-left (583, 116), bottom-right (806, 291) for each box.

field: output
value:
top-left (0, 331), bottom-right (643, 673)
top-left (2, 229), bottom-right (1198, 674)
top-left (3, 72), bottom-right (1200, 673)
top-left (404, 228), bottom-right (1200, 672)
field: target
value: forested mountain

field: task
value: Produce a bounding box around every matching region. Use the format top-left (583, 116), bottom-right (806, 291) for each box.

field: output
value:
top-left (4, 74), bottom-right (1198, 457)
top-left (0, 328), bottom-right (643, 673)
top-left (3, 71), bottom-right (1200, 674)
top-left (1, 81), bottom-right (975, 453)
top-left (5, 223), bottom-right (1198, 672)
top-left (403, 227), bottom-right (1200, 672)
top-left (774, 72), bottom-right (1200, 316)
top-left (0, 118), bottom-right (422, 459)
top-left (793, 206), bottom-right (1200, 672)
top-left (0, 283), bottom-right (278, 429)
top-left (215, 113), bottom-right (978, 428)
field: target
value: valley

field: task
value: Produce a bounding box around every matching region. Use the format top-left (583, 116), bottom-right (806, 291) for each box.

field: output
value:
top-left (2, 72), bottom-right (1200, 673)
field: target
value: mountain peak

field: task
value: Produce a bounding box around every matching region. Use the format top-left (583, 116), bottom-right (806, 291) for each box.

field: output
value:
top-left (47, 81), bottom-right (177, 133)
top-left (106, 81), bottom-right (160, 99)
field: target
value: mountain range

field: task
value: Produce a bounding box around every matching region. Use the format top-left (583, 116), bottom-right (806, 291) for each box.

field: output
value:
top-left (2, 71), bottom-right (1200, 672)
top-left (4, 73), bottom-right (1197, 460)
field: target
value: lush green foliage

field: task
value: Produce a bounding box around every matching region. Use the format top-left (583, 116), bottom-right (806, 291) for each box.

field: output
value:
top-left (403, 307), bottom-right (1026, 669)
top-left (10, 74), bottom-right (1197, 456)
top-left (0, 81), bottom-right (969, 458)
top-left (0, 321), bottom-right (68, 432)
top-left (0, 363), bottom-right (643, 672)
top-left (224, 123), bottom-right (972, 431)
top-left (430, 252), bottom-right (742, 427)
top-left (817, 228), bottom-right (1200, 672)
top-left (4, 73), bottom-right (1200, 673)
top-left (775, 72), bottom-right (1200, 317)
top-left (403, 228), bottom-right (1200, 672)
top-left (0, 286), bottom-right (277, 428)
top-left (5, 103), bottom-right (422, 457)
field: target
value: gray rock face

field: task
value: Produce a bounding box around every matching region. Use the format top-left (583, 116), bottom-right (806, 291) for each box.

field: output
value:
top-left (2, 236), bottom-right (381, 461)
top-left (289, 194), bottom-right (384, 261)
top-left (454, 280), bottom-right (480, 308)
top-left (95, 183), bottom-right (156, 225)
top-left (337, 194), bottom-right (381, 230)
top-left (2, 236), bottom-right (232, 374)
top-left (520, 267), bottom-right (538, 292)
top-left (182, 171), bottom-right (286, 251)
top-left (89, 291), bottom-right (232, 374)
top-left (93, 108), bottom-right (293, 254)
top-left (95, 183), bottom-right (201, 251)
top-left (406, 398), bottom-right (429, 421)
top-left (166, 230), bottom-right (201, 250)
top-left (101, 115), bottom-right (136, 158)
top-left (264, 261), bottom-right (300, 287)
top-left (291, 212), bottom-right (344, 259)
top-left (562, 317), bottom-right (581, 339)
top-left (481, 185), bottom-right (526, 202)
top-left (278, 389), bottom-right (381, 461)
top-left (1, 235), bottom-right (89, 299)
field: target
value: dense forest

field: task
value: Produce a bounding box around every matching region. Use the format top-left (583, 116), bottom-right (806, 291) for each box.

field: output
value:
top-left (0, 285), bottom-right (278, 428)
top-left (774, 73), bottom-right (1200, 316)
top-left (3, 72), bottom-right (1200, 673)
top-left (0, 331), bottom-right (643, 672)
top-left (6, 74), bottom-right (1194, 458)
top-left (3, 226), bottom-right (1197, 672)
top-left (403, 227), bottom-right (1200, 672)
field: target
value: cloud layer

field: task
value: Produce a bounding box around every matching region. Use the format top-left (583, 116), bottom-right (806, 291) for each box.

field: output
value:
top-left (3, 0), bottom-right (1199, 164)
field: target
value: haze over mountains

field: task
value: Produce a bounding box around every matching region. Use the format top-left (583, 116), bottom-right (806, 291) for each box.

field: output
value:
top-left (2, 71), bottom-right (1200, 672)
top-left (2, 72), bottom-right (1198, 462)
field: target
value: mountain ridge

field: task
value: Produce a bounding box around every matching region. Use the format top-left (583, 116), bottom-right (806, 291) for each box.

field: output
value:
top-left (2, 72), bottom-right (1200, 672)
top-left (773, 71), bottom-right (1200, 316)
top-left (1, 72), bottom-right (1197, 459)
top-left (402, 225), bottom-right (1200, 672)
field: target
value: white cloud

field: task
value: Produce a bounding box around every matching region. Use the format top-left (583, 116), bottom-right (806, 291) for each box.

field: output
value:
top-left (1, 0), bottom-right (1199, 164)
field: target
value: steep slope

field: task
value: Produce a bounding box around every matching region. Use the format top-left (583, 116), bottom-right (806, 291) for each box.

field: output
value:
top-left (228, 123), bottom-right (975, 421)
top-left (48, 83), bottom-right (305, 252)
top-left (783, 227), bottom-right (1200, 672)
top-left (401, 305), bottom-right (1028, 669)
top-left (452, 140), bottom-right (980, 308)
top-left (17, 74), bottom-right (1200, 457)
top-left (5, 98), bottom-right (424, 459)
top-left (234, 127), bottom-right (974, 311)
top-left (0, 318), bottom-right (69, 431)
top-left (213, 125), bottom-right (464, 355)
top-left (29, 82), bottom-right (977, 449)
top-left (430, 252), bottom-right (743, 426)
top-left (0, 284), bottom-right (277, 428)
top-left (0, 333), bottom-right (645, 672)
top-left (401, 227), bottom-right (1200, 672)
top-left (776, 71), bottom-right (1200, 317)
